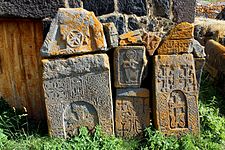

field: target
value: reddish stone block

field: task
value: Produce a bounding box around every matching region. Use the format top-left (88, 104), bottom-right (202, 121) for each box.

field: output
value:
top-left (115, 88), bottom-right (150, 138)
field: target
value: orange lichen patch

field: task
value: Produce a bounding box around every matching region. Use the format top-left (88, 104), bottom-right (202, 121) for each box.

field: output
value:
top-left (205, 40), bottom-right (225, 74)
top-left (157, 22), bottom-right (194, 55)
top-left (41, 8), bottom-right (107, 57)
top-left (167, 22), bottom-right (194, 40)
top-left (153, 54), bottom-right (200, 136)
top-left (119, 30), bottom-right (143, 46)
top-left (196, 2), bottom-right (225, 19)
top-left (142, 32), bottom-right (161, 56)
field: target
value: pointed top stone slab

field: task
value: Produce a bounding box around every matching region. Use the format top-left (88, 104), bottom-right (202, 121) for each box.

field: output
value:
top-left (41, 8), bottom-right (107, 57)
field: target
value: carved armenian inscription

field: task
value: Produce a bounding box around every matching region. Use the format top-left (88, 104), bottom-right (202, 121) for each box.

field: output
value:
top-left (115, 88), bottom-right (150, 138)
top-left (157, 22), bottom-right (194, 55)
top-left (153, 54), bottom-right (199, 136)
top-left (43, 54), bottom-right (114, 138)
top-left (114, 46), bottom-right (147, 88)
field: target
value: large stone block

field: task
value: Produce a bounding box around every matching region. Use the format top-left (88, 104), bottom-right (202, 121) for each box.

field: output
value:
top-left (173, 0), bottom-right (196, 23)
top-left (115, 88), bottom-right (150, 138)
top-left (83, 0), bottom-right (114, 16)
top-left (157, 22), bottom-right (194, 55)
top-left (114, 46), bottom-right (147, 88)
top-left (43, 54), bottom-right (114, 138)
top-left (0, 0), bottom-right (67, 18)
top-left (118, 0), bottom-right (147, 16)
top-left (153, 54), bottom-right (200, 136)
top-left (41, 8), bottom-right (107, 57)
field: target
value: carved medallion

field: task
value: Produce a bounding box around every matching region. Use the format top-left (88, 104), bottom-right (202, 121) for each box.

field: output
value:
top-left (67, 30), bottom-right (84, 48)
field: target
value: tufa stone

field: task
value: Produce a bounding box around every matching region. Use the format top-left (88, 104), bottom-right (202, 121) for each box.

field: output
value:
top-left (43, 54), bottom-right (114, 138)
top-left (114, 46), bottom-right (147, 88)
top-left (115, 88), bottom-right (150, 138)
top-left (41, 8), bottom-right (107, 57)
top-left (205, 40), bottom-right (225, 75)
top-left (153, 54), bottom-right (200, 136)
top-left (157, 22), bottom-right (194, 55)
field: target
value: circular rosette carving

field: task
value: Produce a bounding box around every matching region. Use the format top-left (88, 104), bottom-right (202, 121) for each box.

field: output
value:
top-left (67, 30), bottom-right (84, 48)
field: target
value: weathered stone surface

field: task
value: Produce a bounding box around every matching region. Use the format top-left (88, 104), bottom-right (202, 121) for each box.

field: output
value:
top-left (115, 88), bottom-right (150, 138)
top-left (196, 2), bottom-right (225, 19)
top-left (99, 14), bottom-right (126, 35)
top-left (128, 17), bottom-right (141, 31)
top-left (119, 30), bottom-right (143, 46)
top-left (173, 0), bottom-right (196, 23)
top-left (157, 22), bottom-right (194, 55)
top-left (195, 58), bottom-right (205, 90)
top-left (114, 46), bottom-right (147, 88)
top-left (148, 17), bottom-right (175, 35)
top-left (103, 22), bottom-right (118, 49)
top-left (0, 0), bottom-right (68, 18)
top-left (205, 40), bottom-right (225, 75)
top-left (195, 17), bottom-right (225, 46)
top-left (142, 32), bottom-right (161, 56)
top-left (153, 0), bottom-right (171, 18)
top-left (43, 54), bottom-right (114, 138)
top-left (153, 54), bottom-right (200, 136)
top-left (189, 39), bottom-right (206, 58)
top-left (41, 8), bottom-right (107, 57)
top-left (217, 7), bottom-right (225, 20)
top-left (83, 0), bottom-right (114, 16)
top-left (118, 0), bottom-right (147, 16)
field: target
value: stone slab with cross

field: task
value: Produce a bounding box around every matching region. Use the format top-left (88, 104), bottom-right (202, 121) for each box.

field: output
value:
top-left (42, 54), bottom-right (114, 138)
top-left (153, 54), bottom-right (200, 136)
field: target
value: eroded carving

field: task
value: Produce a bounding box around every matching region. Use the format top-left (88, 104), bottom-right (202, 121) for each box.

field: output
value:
top-left (157, 22), bottom-right (194, 55)
top-left (64, 101), bottom-right (99, 137)
top-left (43, 54), bottom-right (114, 138)
top-left (153, 54), bottom-right (199, 136)
top-left (114, 46), bottom-right (147, 88)
top-left (115, 88), bottom-right (150, 138)
top-left (168, 90), bottom-right (187, 129)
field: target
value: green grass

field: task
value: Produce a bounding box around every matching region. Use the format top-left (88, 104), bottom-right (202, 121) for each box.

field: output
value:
top-left (0, 71), bottom-right (224, 150)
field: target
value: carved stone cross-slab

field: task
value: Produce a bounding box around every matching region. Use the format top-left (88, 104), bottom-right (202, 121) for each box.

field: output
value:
top-left (42, 54), bottom-right (114, 138)
top-left (153, 54), bottom-right (199, 136)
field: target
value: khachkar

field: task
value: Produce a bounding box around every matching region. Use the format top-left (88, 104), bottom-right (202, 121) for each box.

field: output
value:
top-left (153, 22), bottom-right (200, 136)
top-left (114, 46), bottom-right (150, 138)
top-left (41, 8), bottom-right (114, 138)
